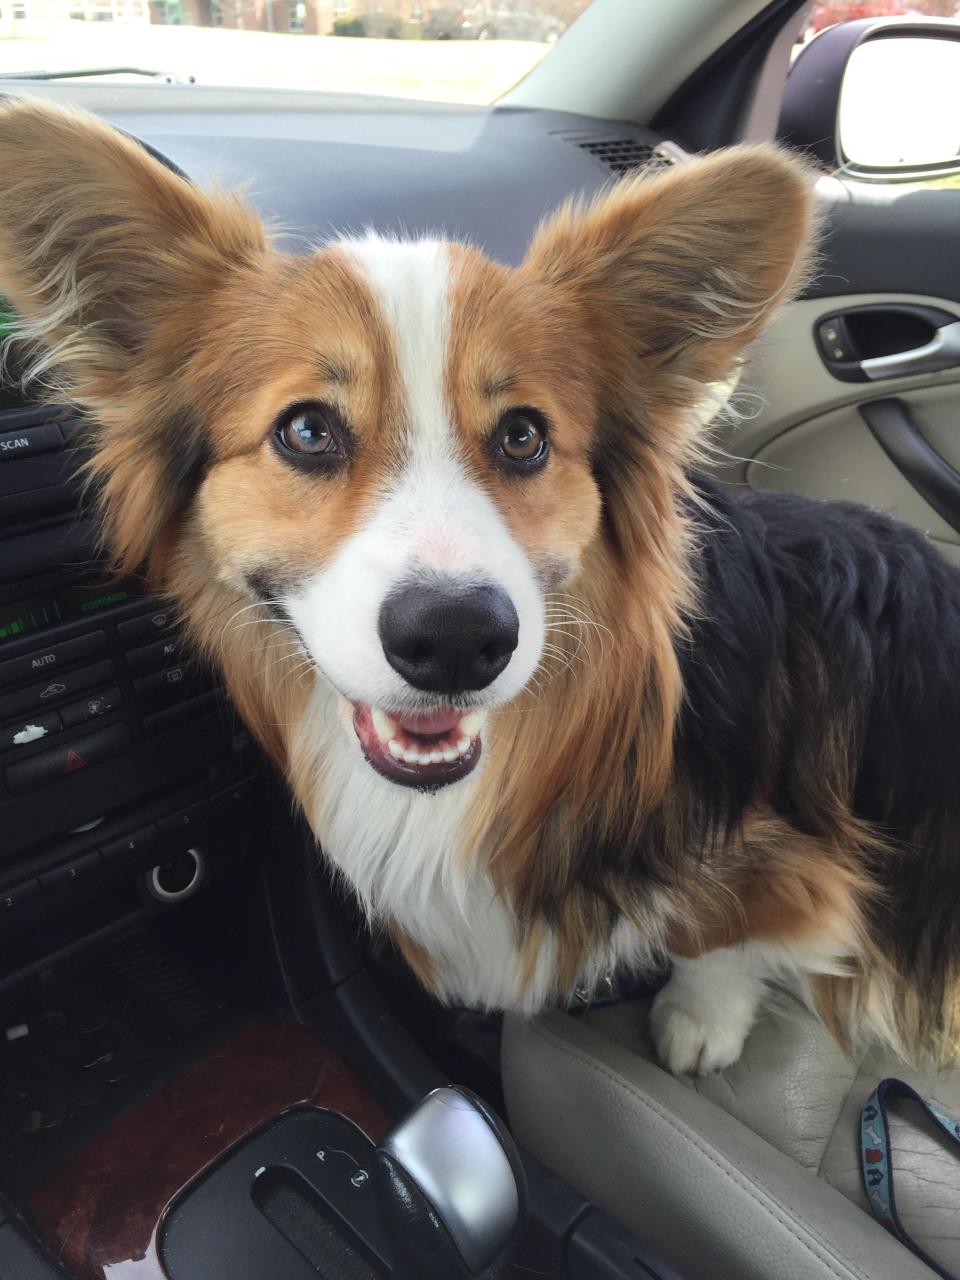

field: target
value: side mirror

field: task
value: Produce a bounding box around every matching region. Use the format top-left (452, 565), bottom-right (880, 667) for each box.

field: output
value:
top-left (780, 17), bottom-right (960, 182)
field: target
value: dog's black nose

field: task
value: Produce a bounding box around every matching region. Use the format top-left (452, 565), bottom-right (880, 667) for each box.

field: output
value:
top-left (379, 580), bottom-right (519, 696)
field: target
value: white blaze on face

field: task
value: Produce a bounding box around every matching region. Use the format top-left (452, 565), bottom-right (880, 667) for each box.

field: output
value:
top-left (285, 235), bottom-right (544, 714)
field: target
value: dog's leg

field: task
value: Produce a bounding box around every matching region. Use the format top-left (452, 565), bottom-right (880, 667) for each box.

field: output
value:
top-left (650, 945), bottom-right (769, 1075)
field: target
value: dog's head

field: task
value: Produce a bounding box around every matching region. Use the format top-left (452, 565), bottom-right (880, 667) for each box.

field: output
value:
top-left (0, 101), bottom-right (814, 792)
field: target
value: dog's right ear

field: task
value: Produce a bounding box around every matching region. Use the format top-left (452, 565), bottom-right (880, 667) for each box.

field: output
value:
top-left (0, 98), bottom-right (266, 382)
top-left (0, 98), bottom-right (268, 575)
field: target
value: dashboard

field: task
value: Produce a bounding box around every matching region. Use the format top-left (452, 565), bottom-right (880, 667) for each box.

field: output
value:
top-left (0, 82), bottom-right (668, 260)
top-left (0, 82), bottom-right (668, 947)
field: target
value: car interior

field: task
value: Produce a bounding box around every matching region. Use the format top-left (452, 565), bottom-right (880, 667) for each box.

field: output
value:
top-left (2, 1), bottom-right (960, 1277)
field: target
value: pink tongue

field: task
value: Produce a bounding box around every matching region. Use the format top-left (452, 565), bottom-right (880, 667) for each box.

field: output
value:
top-left (395, 708), bottom-right (462, 737)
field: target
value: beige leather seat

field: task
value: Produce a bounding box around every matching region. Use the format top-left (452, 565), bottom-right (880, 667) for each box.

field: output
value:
top-left (503, 996), bottom-right (960, 1280)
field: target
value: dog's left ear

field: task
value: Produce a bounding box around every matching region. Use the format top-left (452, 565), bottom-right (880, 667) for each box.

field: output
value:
top-left (522, 144), bottom-right (816, 446)
top-left (0, 98), bottom-right (268, 576)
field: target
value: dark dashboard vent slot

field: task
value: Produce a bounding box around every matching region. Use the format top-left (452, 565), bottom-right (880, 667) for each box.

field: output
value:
top-left (576, 138), bottom-right (671, 177)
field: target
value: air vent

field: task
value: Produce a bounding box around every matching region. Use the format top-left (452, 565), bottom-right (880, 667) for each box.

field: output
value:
top-left (576, 137), bottom-right (673, 177)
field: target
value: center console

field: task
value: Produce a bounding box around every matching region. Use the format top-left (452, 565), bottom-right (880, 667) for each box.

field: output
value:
top-left (0, 394), bottom-right (265, 948)
top-left (161, 1087), bottom-right (525, 1280)
top-left (18, 1012), bottom-right (526, 1280)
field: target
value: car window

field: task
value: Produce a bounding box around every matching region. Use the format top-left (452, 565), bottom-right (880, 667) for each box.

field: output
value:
top-left (0, 0), bottom-right (595, 102)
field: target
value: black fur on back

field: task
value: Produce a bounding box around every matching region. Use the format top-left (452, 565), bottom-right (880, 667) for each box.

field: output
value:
top-left (676, 476), bottom-right (960, 1028)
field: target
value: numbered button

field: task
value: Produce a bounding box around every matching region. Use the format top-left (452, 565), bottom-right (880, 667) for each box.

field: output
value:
top-left (157, 800), bottom-right (210, 841)
top-left (0, 879), bottom-right (40, 918)
top-left (101, 825), bottom-right (158, 864)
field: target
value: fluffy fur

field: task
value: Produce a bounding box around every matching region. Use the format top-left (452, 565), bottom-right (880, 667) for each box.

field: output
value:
top-left (2, 98), bottom-right (959, 1075)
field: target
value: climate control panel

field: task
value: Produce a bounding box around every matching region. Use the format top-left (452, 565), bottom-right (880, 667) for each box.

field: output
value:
top-left (0, 588), bottom-right (214, 802)
top-left (0, 584), bottom-right (267, 941)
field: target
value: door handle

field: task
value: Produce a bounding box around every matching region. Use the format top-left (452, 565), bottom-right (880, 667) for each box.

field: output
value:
top-left (861, 321), bottom-right (960, 381)
top-left (860, 398), bottom-right (960, 535)
top-left (815, 304), bottom-right (960, 383)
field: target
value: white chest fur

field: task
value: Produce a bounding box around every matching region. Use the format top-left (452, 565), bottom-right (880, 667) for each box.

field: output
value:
top-left (292, 684), bottom-right (651, 1013)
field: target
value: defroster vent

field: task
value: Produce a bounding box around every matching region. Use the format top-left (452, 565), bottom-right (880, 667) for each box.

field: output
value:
top-left (576, 137), bottom-right (674, 177)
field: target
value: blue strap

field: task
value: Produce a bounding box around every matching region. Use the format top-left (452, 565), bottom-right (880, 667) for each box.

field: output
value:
top-left (860, 1077), bottom-right (960, 1280)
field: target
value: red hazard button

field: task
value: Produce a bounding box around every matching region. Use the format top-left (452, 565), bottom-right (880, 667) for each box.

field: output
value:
top-left (3, 723), bottom-right (132, 797)
top-left (64, 750), bottom-right (88, 775)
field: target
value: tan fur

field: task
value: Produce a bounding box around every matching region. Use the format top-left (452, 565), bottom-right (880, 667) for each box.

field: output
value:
top-left (445, 243), bottom-right (603, 586)
top-left (667, 812), bottom-right (877, 957)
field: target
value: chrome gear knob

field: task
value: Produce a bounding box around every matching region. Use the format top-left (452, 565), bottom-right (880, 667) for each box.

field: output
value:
top-left (375, 1085), bottom-right (526, 1279)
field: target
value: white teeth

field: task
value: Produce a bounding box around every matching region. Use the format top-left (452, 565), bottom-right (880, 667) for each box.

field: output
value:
top-left (379, 713), bottom-right (479, 770)
top-left (372, 708), bottom-right (398, 743)
top-left (459, 711), bottom-right (481, 738)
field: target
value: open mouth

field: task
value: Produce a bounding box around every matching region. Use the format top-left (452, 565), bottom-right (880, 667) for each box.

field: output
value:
top-left (352, 703), bottom-right (483, 789)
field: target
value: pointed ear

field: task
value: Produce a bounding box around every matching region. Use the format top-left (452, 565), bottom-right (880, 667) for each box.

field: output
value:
top-left (0, 98), bottom-right (268, 576)
top-left (0, 98), bottom-right (266, 377)
top-left (522, 144), bottom-right (816, 444)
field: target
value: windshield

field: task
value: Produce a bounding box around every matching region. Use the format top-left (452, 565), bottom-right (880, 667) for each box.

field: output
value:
top-left (0, 1), bottom-right (595, 102)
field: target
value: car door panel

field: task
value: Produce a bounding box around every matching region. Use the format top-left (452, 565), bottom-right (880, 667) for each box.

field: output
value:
top-left (809, 183), bottom-right (960, 303)
top-left (746, 387), bottom-right (960, 564)
top-left (717, 290), bottom-right (960, 566)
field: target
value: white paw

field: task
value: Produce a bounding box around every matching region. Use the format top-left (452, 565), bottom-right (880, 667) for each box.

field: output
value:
top-left (649, 952), bottom-right (766, 1075)
top-left (650, 997), bottom-right (751, 1075)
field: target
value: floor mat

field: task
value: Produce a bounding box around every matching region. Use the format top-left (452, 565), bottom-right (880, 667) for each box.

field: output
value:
top-left (0, 922), bottom-right (258, 1195)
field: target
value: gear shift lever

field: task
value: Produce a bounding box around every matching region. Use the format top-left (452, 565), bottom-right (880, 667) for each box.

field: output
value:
top-left (374, 1085), bottom-right (526, 1280)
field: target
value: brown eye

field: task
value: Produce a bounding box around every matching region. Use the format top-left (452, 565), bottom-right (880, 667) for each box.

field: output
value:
top-left (497, 410), bottom-right (548, 468)
top-left (274, 402), bottom-right (348, 468)
top-left (280, 409), bottom-right (334, 454)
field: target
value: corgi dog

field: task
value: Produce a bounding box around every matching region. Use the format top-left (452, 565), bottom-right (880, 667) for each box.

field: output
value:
top-left (2, 99), bottom-right (959, 1076)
